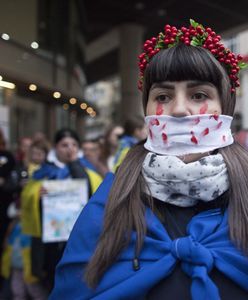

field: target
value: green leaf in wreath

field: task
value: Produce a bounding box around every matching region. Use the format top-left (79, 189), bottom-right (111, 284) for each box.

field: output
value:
top-left (190, 19), bottom-right (199, 28)
top-left (238, 61), bottom-right (248, 69)
top-left (190, 40), bottom-right (199, 46)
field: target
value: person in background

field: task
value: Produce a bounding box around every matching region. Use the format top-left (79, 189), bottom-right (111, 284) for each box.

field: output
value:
top-left (0, 139), bottom-right (50, 300)
top-left (100, 124), bottom-right (124, 171)
top-left (27, 140), bottom-right (50, 177)
top-left (12, 140), bottom-right (51, 194)
top-left (21, 128), bottom-right (102, 293)
top-left (113, 116), bottom-right (147, 171)
top-left (33, 129), bottom-right (102, 195)
top-left (11, 137), bottom-right (33, 200)
top-left (1, 202), bottom-right (47, 300)
top-left (15, 137), bottom-right (32, 167)
top-left (50, 20), bottom-right (248, 299)
top-left (81, 139), bottom-right (109, 178)
top-left (0, 130), bottom-right (15, 261)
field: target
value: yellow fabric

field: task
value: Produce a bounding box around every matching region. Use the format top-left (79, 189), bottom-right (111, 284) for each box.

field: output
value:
top-left (1, 246), bottom-right (38, 283)
top-left (1, 245), bottom-right (11, 279)
top-left (21, 180), bottom-right (42, 237)
top-left (28, 163), bottom-right (40, 178)
top-left (113, 147), bottom-right (130, 173)
top-left (86, 169), bottom-right (102, 195)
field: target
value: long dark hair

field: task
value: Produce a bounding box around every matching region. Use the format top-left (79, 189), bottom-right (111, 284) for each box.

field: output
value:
top-left (84, 44), bottom-right (248, 287)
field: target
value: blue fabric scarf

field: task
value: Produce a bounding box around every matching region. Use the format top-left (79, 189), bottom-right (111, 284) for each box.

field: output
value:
top-left (32, 162), bottom-right (71, 179)
top-left (33, 158), bottom-right (97, 180)
top-left (49, 173), bottom-right (248, 300)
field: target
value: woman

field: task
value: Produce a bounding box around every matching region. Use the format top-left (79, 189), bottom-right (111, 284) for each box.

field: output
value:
top-left (33, 128), bottom-right (102, 193)
top-left (21, 128), bottom-right (102, 293)
top-left (49, 21), bottom-right (248, 299)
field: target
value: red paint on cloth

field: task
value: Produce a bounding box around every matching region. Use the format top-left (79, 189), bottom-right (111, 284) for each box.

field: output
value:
top-left (216, 121), bottom-right (223, 129)
top-left (202, 128), bottom-right (209, 136)
top-left (162, 132), bottom-right (168, 143)
top-left (190, 131), bottom-right (198, 144)
top-left (193, 117), bottom-right (201, 125)
top-left (161, 123), bottom-right (167, 130)
top-left (150, 118), bottom-right (160, 126)
top-left (191, 136), bottom-right (198, 144)
top-left (209, 114), bottom-right (219, 121)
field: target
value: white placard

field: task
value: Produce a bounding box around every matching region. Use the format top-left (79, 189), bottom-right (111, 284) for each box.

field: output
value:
top-left (41, 179), bottom-right (88, 243)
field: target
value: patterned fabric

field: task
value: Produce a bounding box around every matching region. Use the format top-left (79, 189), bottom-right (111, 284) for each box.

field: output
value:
top-left (142, 153), bottom-right (229, 207)
top-left (144, 114), bottom-right (233, 156)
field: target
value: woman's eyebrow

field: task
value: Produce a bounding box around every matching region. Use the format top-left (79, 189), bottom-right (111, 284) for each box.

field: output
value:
top-left (151, 83), bottom-right (175, 90)
top-left (186, 81), bottom-right (215, 88)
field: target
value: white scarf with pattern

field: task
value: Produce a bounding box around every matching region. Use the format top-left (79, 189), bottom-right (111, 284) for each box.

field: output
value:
top-left (142, 152), bottom-right (229, 207)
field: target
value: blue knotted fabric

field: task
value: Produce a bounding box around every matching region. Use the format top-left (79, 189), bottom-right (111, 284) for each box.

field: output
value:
top-left (49, 173), bottom-right (248, 300)
top-left (171, 236), bottom-right (218, 300)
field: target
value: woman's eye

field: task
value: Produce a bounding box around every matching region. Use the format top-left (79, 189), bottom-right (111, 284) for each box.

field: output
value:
top-left (192, 93), bottom-right (208, 101)
top-left (155, 94), bottom-right (170, 102)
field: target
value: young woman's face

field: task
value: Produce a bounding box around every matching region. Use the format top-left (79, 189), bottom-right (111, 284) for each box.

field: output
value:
top-left (146, 80), bottom-right (222, 163)
top-left (55, 137), bottom-right (79, 163)
top-left (146, 81), bottom-right (222, 116)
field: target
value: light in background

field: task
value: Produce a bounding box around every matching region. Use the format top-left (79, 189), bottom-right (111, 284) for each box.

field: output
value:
top-left (31, 41), bottom-right (39, 49)
top-left (80, 103), bottom-right (87, 109)
top-left (1, 33), bottom-right (10, 40)
top-left (29, 84), bottom-right (37, 91)
top-left (0, 81), bottom-right (15, 89)
top-left (69, 97), bottom-right (77, 105)
top-left (53, 91), bottom-right (61, 99)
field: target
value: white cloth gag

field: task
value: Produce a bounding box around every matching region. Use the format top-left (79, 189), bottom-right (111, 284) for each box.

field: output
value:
top-left (144, 114), bottom-right (233, 156)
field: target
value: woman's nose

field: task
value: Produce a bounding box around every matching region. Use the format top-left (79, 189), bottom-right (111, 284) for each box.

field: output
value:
top-left (169, 96), bottom-right (190, 117)
top-left (68, 145), bottom-right (75, 152)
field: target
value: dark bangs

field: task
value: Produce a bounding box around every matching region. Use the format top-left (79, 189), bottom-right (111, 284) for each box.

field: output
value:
top-left (142, 44), bottom-right (235, 115)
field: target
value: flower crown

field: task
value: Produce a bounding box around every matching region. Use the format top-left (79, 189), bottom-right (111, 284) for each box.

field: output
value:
top-left (138, 19), bottom-right (248, 92)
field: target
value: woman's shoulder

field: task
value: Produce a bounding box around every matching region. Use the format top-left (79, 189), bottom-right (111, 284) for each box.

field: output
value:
top-left (32, 161), bottom-right (62, 179)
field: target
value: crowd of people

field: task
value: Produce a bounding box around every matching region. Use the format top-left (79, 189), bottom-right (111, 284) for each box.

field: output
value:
top-left (0, 117), bottom-right (147, 300)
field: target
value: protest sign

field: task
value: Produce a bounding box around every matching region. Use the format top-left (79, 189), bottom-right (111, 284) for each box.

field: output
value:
top-left (41, 179), bottom-right (88, 243)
